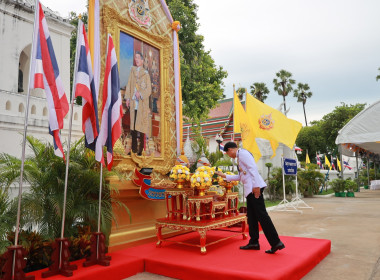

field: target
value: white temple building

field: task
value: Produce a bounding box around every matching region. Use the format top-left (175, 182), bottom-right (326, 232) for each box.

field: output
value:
top-left (0, 0), bottom-right (83, 197)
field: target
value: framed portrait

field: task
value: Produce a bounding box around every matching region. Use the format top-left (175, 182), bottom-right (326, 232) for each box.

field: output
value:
top-left (119, 31), bottom-right (161, 157)
top-left (102, 5), bottom-right (175, 175)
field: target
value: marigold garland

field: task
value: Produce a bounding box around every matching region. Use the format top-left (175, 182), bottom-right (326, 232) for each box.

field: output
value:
top-left (169, 165), bottom-right (190, 181)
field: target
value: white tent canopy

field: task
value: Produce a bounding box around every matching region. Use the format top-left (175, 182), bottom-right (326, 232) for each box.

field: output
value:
top-left (336, 100), bottom-right (380, 157)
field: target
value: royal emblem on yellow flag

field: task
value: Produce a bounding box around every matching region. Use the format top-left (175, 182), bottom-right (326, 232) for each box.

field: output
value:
top-left (258, 114), bottom-right (275, 130)
top-left (245, 93), bottom-right (302, 158)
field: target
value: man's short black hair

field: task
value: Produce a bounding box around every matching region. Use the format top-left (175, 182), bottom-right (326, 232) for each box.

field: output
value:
top-left (223, 141), bottom-right (237, 152)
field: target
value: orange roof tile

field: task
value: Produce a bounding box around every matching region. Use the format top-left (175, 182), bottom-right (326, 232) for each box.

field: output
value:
top-left (208, 98), bottom-right (233, 119)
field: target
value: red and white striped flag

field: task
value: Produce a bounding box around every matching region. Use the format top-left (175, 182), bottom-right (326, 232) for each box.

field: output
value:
top-left (74, 19), bottom-right (99, 151)
top-left (30, 1), bottom-right (69, 159)
top-left (95, 34), bottom-right (122, 170)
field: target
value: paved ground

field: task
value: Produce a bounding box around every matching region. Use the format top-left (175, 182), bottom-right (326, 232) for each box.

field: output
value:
top-left (125, 189), bottom-right (380, 280)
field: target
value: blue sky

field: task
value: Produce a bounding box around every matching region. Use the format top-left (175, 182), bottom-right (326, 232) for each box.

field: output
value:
top-left (43, 0), bottom-right (380, 125)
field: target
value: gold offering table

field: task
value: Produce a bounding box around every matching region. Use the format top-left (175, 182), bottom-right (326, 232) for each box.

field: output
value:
top-left (226, 192), bottom-right (239, 215)
top-left (187, 195), bottom-right (214, 221)
top-left (156, 213), bottom-right (247, 254)
top-left (165, 188), bottom-right (194, 220)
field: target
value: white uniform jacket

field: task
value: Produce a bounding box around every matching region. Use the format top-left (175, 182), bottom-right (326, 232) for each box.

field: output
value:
top-left (225, 148), bottom-right (267, 198)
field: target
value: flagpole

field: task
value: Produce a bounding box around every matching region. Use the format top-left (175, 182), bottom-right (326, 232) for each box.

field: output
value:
top-left (11, 1), bottom-right (39, 277)
top-left (95, 34), bottom-right (110, 261)
top-left (97, 164), bottom-right (103, 259)
top-left (56, 19), bottom-right (81, 271)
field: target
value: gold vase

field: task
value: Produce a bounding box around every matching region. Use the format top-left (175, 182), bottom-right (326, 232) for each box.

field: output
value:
top-left (176, 178), bottom-right (185, 188)
top-left (225, 182), bottom-right (234, 193)
top-left (197, 184), bottom-right (206, 196)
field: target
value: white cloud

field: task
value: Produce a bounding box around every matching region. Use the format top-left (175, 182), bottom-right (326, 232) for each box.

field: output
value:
top-left (193, 0), bottom-right (380, 124)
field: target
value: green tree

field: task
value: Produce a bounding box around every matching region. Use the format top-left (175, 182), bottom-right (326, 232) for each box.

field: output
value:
top-left (297, 166), bottom-right (324, 196)
top-left (296, 124), bottom-right (325, 162)
top-left (0, 188), bottom-right (15, 253)
top-left (166, 0), bottom-right (228, 123)
top-left (293, 83), bottom-right (313, 126)
top-left (319, 103), bottom-right (365, 154)
top-left (250, 82), bottom-right (270, 103)
top-left (236, 87), bottom-right (245, 101)
top-left (376, 67), bottom-right (380, 81)
top-left (273, 69), bottom-right (296, 114)
top-left (0, 136), bottom-right (129, 241)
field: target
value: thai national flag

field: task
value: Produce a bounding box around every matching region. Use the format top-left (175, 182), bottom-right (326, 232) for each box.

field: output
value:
top-left (316, 153), bottom-right (322, 169)
top-left (95, 34), bottom-right (122, 170)
top-left (331, 156), bottom-right (336, 171)
top-left (219, 143), bottom-right (225, 153)
top-left (74, 20), bottom-right (99, 151)
top-left (344, 160), bottom-right (352, 170)
top-left (30, 1), bottom-right (69, 159)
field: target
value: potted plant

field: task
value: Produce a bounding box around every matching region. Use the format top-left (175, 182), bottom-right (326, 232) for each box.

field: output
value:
top-left (331, 178), bottom-right (345, 197)
top-left (345, 178), bottom-right (356, 197)
top-left (297, 164), bottom-right (324, 197)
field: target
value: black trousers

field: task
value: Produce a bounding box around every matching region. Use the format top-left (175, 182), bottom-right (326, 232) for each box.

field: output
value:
top-left (246, 189), bottom-right (280, 247)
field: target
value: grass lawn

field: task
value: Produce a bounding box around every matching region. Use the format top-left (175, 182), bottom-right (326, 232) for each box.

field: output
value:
top-left (316, 188), bottom-right (335, 195)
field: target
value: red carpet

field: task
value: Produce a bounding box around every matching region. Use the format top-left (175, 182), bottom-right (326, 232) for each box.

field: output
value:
top-left (28, 231), bottom-right (330, 280)
top-left (27, 250), bottom-right (144, 280)
top-left (125, 230), bottom-right (330, 280)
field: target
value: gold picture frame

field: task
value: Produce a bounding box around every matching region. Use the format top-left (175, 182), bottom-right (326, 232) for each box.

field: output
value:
top-left (102, 5), bottom-right (176, 175)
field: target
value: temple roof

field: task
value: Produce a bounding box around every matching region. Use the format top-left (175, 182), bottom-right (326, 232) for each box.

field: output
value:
top-left (183, 98), bottom-right (242, 141)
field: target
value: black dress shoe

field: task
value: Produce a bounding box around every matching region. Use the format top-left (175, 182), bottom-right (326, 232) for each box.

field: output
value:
top-left (265, 241), bottom-right (285, 254)
top-left (239, 243), bottom-right (260, 250)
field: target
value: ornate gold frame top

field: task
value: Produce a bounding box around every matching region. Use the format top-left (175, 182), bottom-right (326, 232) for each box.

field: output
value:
top-left (102, 5), bottom-right (175, 175)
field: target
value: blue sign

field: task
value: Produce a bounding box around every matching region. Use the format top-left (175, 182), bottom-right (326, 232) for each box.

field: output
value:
top-left (283, 158), bottom-right (297, 175)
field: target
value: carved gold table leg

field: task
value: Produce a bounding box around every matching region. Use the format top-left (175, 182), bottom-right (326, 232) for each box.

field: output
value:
top-left (199, 229), bottom-right (207, 254)
top-left (165, 193), bottom-right (169, 218)
top-left (182, 194), bottom-right (187, 220)
top-left (242, 220), bottom-right (247, 239)
top-left (156, 225), bottom-right (163, 247)
top-left (195, 201), bottom-right (201, 221)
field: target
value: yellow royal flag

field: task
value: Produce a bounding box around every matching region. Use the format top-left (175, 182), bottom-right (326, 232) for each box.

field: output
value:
top-left (337, 157), bottom-right (341, 172)
top-left (233, 90), bottom-right (262, 161)
top-left (306, 152), bottom-right (311, 164)
top-left (325, 155), bottom-right (331, 170)
top-left (245, 93), bottom-right (302, 158)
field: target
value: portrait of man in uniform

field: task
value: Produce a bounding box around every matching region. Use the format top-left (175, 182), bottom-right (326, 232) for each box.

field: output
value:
top-left (119, 31), bottom-right (161, 157)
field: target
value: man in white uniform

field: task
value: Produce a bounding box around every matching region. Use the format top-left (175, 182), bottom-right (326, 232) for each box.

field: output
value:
top-left (216, 142), bottom-right (285, 254)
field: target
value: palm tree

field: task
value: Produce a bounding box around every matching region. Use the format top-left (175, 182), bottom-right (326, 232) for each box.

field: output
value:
top-left (0, 188), bottom-right (16, 253)
top-left (250, 82), bottom-right (270, 102)
top-left (273, 69), bottom-right (296, 114)
top-left (376, 67), bottom-right (380, 81)
top-left (0, 136), bottom-right (129, 241)
top-left (236, 87), bottom-right (245, 101)
top-left (294, 83), bottom-right (313, 126)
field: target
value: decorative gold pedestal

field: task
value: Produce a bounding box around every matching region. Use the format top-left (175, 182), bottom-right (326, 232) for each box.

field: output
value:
top-left (187, 195), bottom-right (213, 221)
top-left (165, 188), bottom-right (194, 220)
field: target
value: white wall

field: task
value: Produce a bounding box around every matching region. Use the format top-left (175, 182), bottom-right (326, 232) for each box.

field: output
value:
top-left (0, 2), bottom-right (81, 201)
